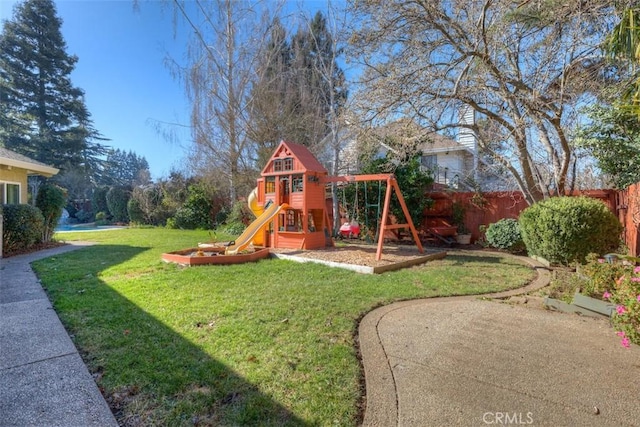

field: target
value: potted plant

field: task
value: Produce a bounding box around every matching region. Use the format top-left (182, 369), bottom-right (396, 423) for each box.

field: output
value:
top-left (452, 201), bottom-right (472, 244)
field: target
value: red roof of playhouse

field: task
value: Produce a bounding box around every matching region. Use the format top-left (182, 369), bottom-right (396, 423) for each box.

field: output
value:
top-left (262, 140), bottom-right (328, 175)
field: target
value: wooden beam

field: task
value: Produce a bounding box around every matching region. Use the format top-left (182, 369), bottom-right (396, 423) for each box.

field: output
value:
top-left (323, 174), bottom-right (424, 261)
top-left (323, 174), bottom-right (393, 183)
top-left (376, 178), bottom-right (394, 260)
top-left (391, 179), bottom-right (424, 254)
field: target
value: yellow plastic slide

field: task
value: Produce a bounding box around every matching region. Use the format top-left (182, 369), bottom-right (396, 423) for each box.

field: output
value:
top-left (225, 202), bottom-right (287, 255)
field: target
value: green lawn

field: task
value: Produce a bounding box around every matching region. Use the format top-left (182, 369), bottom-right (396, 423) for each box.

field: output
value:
top-left (34, 228), bottom-right (535, 426)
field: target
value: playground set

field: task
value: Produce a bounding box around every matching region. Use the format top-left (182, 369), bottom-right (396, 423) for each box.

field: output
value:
top-left (162, 141), bottom-right (426, 266)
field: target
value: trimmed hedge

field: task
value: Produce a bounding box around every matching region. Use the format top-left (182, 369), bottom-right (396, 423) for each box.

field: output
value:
top-left (106, 186), bottom-right (131, 223)
top-left (92, 186), bottom-right (110, 218)
top-left (35, 184), bottom-right (66, 242)
top-left (2, 204), bottom-right (44, 254)
top-left (485, 218), bottom-right (525, 253)
top-left (127, 197), bottom-right (144, 225)
top-left (519, 196), bottom-right (622, 265)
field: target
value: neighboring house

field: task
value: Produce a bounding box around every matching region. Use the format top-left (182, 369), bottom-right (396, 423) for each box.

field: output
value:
top-left (0, 147), bottom-right (59, 204)
top-left (340, 113), bottom-right (507, 191)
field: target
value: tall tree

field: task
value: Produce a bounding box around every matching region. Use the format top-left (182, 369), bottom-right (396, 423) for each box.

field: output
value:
top-left (348, 0), bottom-right (616, 205)
top-left (249, 8), bottom-right (348, 232)
top-left (290, 11), bottom-right (347, 152)
top-left (575, 104), bottom-right (640, 188)
top-left (0, 0), bottom-right (104, 172)
top-left (249, 10), bottom-right (347, 160)
top-left (169, 0), bottom-right (279, 203)
top-left (248, 16), bottom-right (296, 167)
top-left (605, 6), bottom-right (640, 116)
top-left (100, 148), bottom-right (150, 187)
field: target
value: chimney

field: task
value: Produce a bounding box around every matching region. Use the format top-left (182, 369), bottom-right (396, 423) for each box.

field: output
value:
top-left (457, 105), bottom-right (478, 182)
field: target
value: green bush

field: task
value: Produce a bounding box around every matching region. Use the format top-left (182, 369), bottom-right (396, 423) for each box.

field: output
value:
top-left (95, 211), bottom-right (108, 226)
top-left (168, 185), bottom-right (212, 229)
top-left (519, 196), bottom-right (622, 265)
top-left (485, 218), bottom-right (525, 253)
top-left (218, 222), bottom-right (246, 236)
top-left (92, 186), bottom-right (110, 218)
top-left (2, 204), bottom-right (44, 254)
top-left (106, 186), bottom-right (131, 223)
top-left (129, 185), bottom-right (170, 226)
top-left (127, 197), bottom-right (145, 225)
top-left (35, 183), bottom-right (66, 242)
top-left (75, 209), bottom-right (94, 223)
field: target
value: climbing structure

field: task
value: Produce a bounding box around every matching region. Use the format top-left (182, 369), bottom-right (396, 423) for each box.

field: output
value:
top-left (249, 140), bottom-right (424, 260)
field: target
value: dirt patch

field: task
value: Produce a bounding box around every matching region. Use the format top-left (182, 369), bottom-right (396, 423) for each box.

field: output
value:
top-left (271, 242), bottom-right (442, 268)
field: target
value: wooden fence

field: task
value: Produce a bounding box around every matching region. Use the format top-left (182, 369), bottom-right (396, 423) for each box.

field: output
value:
top-left (616, 183), bottom-right (640, 256)
top-left (422, 186), bottom-right (640, 256)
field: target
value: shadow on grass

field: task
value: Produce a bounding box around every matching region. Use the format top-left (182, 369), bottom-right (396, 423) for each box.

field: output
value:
top-left (37, 245), bottom-right (308, 426)
top-left (445, 252), bottom-right (523, 266)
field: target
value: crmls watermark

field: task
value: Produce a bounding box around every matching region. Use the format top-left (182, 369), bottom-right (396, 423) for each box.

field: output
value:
top-left (482, 412), bottom-right (534, 425)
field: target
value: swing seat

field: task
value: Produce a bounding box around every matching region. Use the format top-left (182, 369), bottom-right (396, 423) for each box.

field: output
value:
top-left (339, 221), bottom-right (360, 238)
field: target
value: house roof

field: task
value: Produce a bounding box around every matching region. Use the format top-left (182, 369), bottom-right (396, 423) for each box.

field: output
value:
top-left (370, 118), bottom-right (472, 155)
top-left (0, 147), bottom-right (59, 177)
top-left (264, 140), bottom-right (328, 174)
top-left (421, 132), bottom-right (473, 154)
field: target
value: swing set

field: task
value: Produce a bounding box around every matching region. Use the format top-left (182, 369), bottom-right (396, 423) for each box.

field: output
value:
top-left (326, 173), bottom-right (424, 260)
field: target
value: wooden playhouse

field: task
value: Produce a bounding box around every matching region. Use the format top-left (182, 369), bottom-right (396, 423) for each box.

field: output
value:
top-left (253, 140), bottom-right (332, 250)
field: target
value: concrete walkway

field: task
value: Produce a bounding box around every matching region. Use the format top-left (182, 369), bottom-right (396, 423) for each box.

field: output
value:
top-left (359, 255), bottom-right (640, 426)
top-left (0, 243), bottom-right (118, 427)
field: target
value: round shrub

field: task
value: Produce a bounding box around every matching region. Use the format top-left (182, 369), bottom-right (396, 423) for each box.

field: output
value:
top-left (127, 197), bottom-right (145, 225)
top-left (168, 185), bottom-right (212, 229)
top-left (2, 204), bottom-right (44, 254)
top-left (35, 183), bottom-right (66, 242)
top-left (106, 186), bottom-right (131, 223)
top-left (485, 218), bottom-right (525, 253)
top-left (519, 196), bottom-right (622, 265)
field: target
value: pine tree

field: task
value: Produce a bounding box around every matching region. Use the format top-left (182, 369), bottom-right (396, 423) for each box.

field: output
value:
top-left (249, 12), bottom-right (346, 157)
top-left (101, 148), bottom-right (150, 187)
top-left (0, 0), bottom-right (102, 171)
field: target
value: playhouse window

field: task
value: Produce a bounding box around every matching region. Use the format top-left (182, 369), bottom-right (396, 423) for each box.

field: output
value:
top-left (274, 159), bottom-right (282, 172)
top-left (265, 177), bottom-right (275, 193)
top-left (284, 158), bottom-right (293, 171)
top-left (289, 210), bottom-right (303, 231)
top-left (292, 175), bottom-right (303, 192)
top-left (279, 209), bottom-right (302, 232)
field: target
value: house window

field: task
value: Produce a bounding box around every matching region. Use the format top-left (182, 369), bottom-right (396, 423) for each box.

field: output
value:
top-left (265, 177), bottom-right (275, 194)
top-left (274, 159), bottom-right (282, 172)
top-left (284, 158), bottom-right (293, 171)
top-left (0, 182), bottom-right (20, 204)
top-left (421, 155), bottom-right (437, 172)
top-left (292, 175), bottom-right (303, 193)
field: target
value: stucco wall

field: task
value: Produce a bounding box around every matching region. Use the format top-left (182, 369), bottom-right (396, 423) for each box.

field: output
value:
top-left (0, 165), bottom-right (28, 203)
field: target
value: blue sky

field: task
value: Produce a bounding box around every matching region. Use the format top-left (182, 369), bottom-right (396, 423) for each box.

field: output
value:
top-left (0, 0), bottom-right (340, 180)
top-left (1, 0), bottom-right (191, 179)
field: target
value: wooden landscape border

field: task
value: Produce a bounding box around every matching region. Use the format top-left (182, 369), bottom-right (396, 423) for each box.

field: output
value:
top-left (270, 250), bottom-right (447, 274)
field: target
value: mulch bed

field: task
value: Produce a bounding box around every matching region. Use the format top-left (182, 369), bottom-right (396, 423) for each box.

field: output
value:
top-left (271, 242), bottom-right (442, 268)
top-left (2, 241), bottom-right (67, 258)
